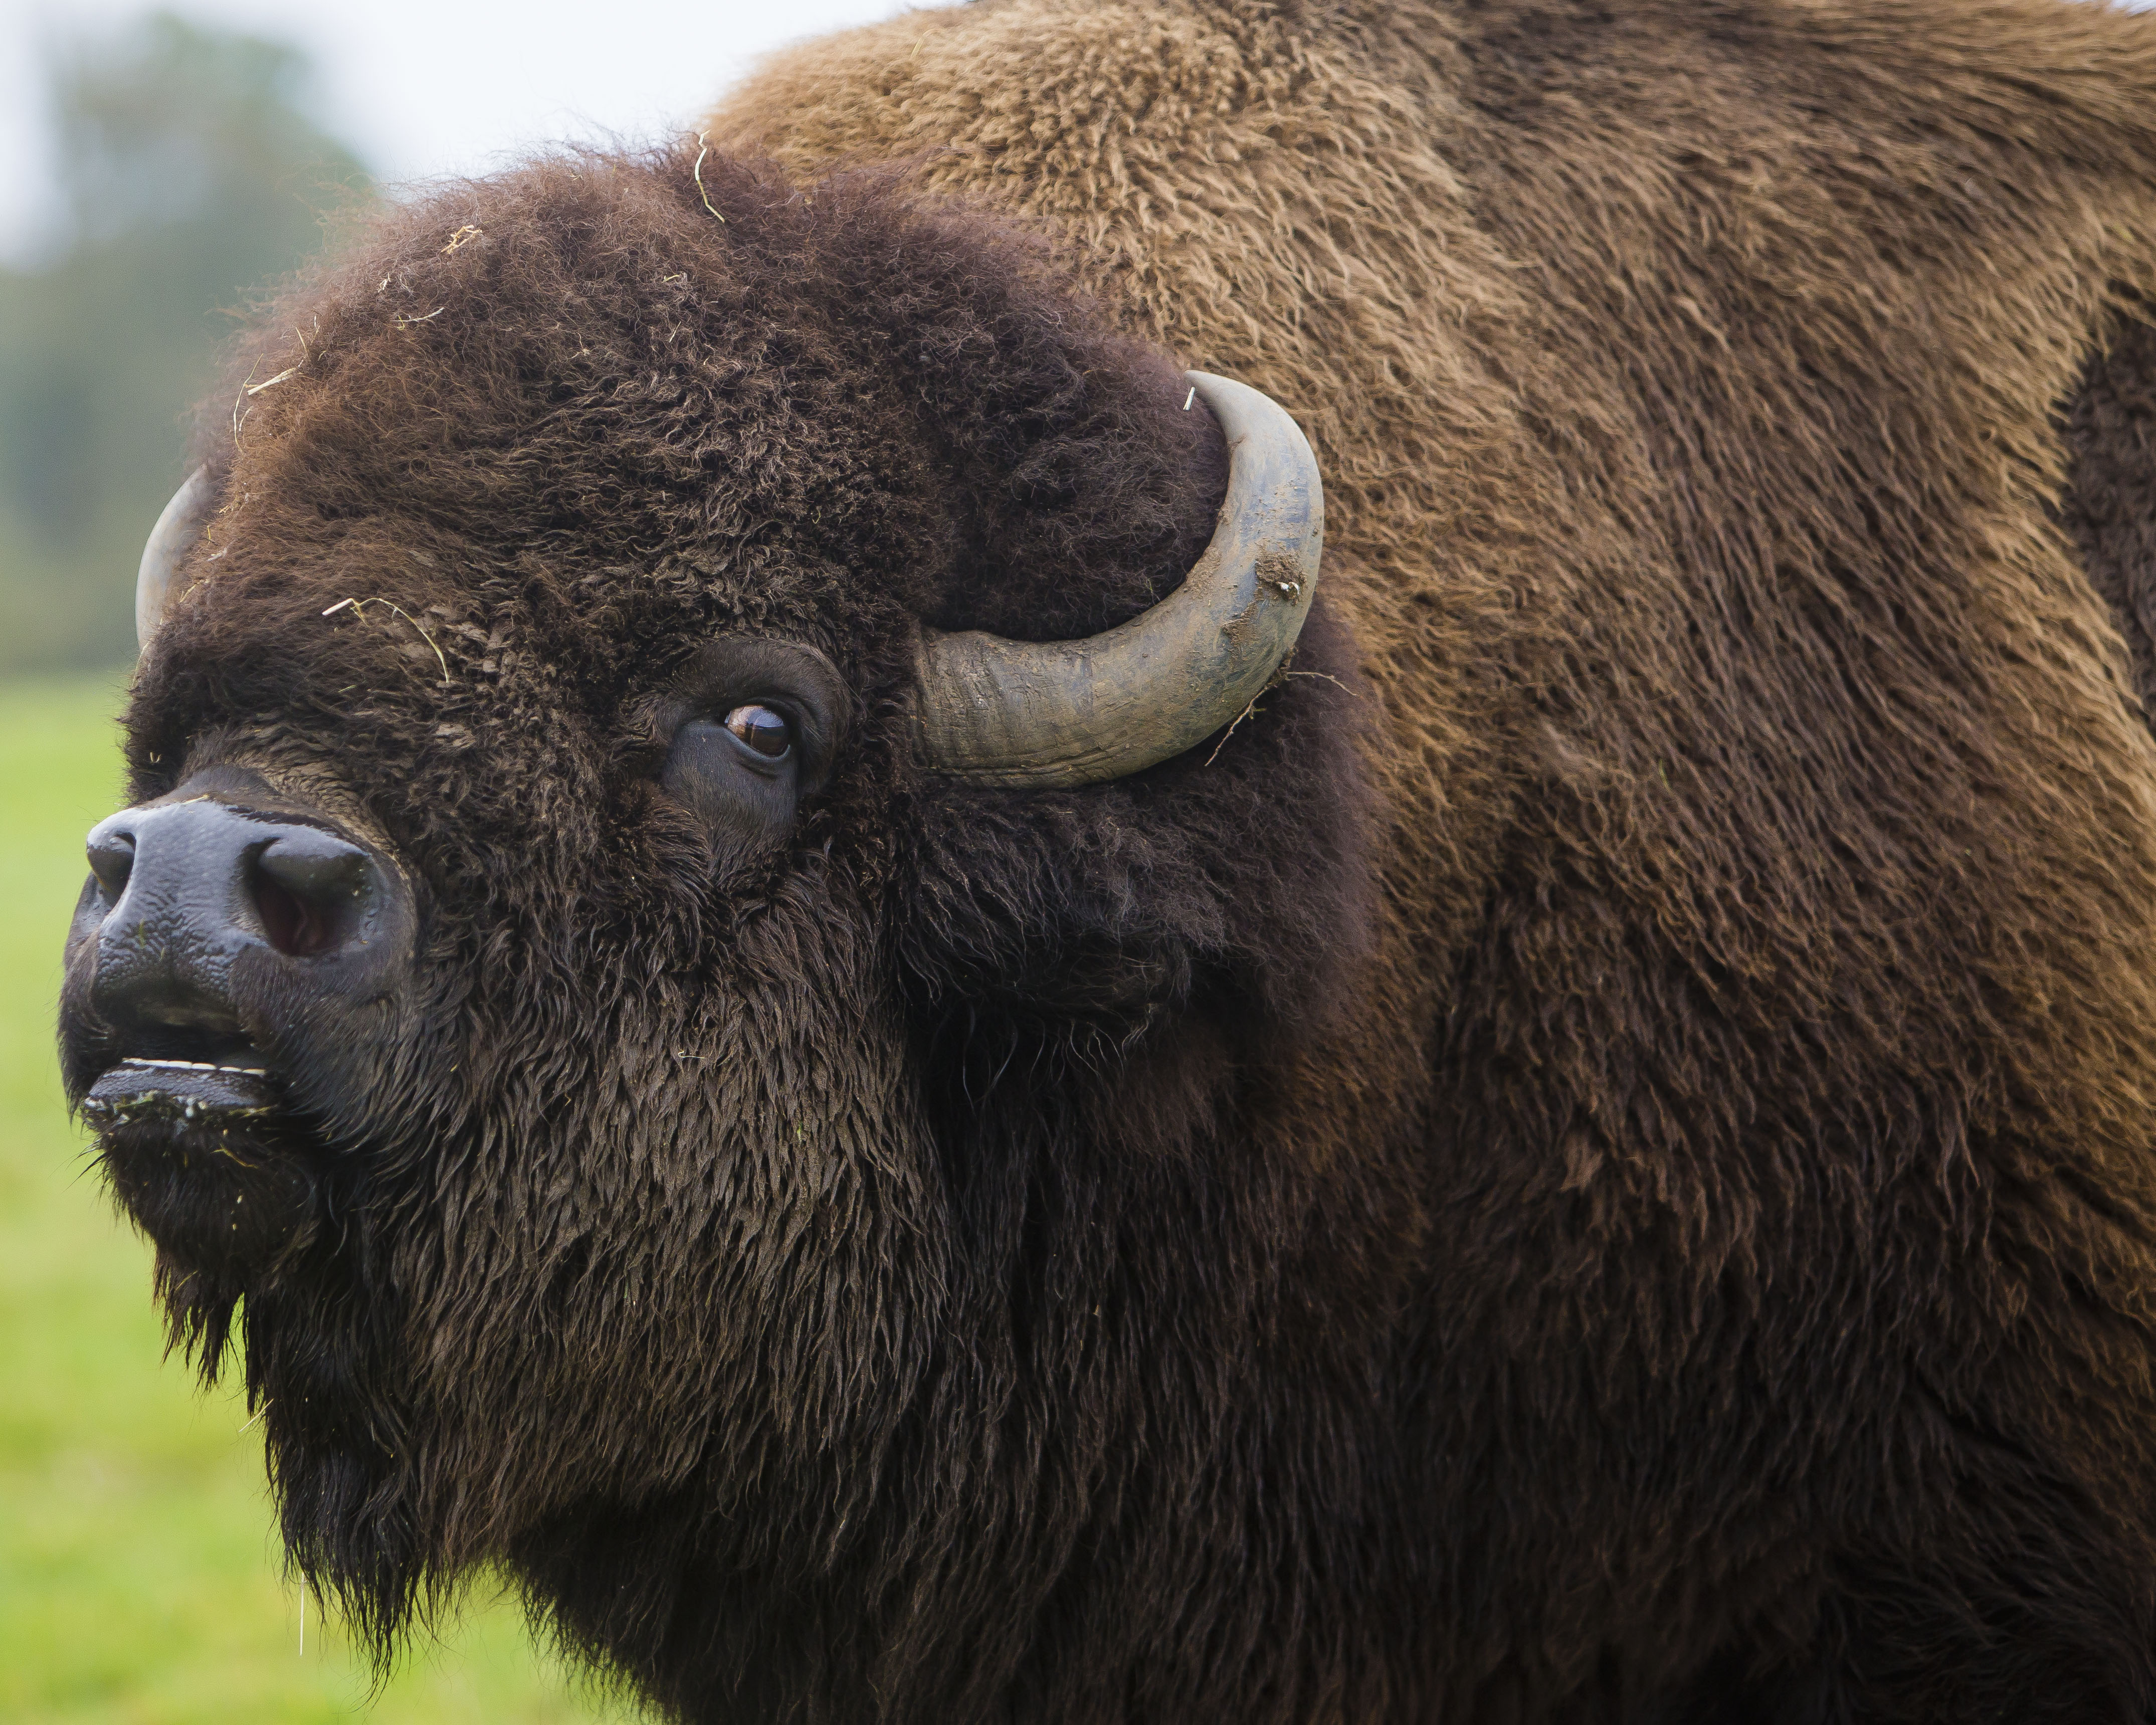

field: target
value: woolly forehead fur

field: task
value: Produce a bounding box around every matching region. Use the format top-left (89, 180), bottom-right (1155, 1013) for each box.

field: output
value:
top-left (166, 145), bottom-right (1236, 689)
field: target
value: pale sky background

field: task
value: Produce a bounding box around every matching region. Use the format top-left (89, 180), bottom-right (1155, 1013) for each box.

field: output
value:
top-left (0, 0), bottom-right (940, 261)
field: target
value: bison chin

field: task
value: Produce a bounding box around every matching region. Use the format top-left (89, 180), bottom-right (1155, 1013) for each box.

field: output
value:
top-left (64, 1085), bottom-right (441, 1654)
top-left (93, 1107), bottom-right (323, 1343)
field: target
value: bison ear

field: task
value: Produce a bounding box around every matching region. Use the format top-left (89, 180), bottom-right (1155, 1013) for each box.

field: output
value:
top-left (898, 827), bottom-right (1197, 1038)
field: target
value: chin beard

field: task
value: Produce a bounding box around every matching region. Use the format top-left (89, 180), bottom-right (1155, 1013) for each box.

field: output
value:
top-left (143, 1200), bottom-right (439, 1663)
top-left (84, 1081), bottom-right (445, 1654)
top-left (250, 1273), bottom-right (454, 1666)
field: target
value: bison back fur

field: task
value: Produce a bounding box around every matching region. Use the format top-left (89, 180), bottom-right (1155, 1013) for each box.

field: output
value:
top-left (73, 0), bottom-right (2156, 1718)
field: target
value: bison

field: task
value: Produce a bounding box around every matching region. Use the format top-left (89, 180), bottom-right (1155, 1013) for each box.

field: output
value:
top-left (57, 0), bottom-right (2156, 1717)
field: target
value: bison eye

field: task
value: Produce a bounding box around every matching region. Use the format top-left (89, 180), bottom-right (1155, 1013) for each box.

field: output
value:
top-left (724, 704), bottom-right (791, 758)
top-left (653, 637), bottom-right (848, 872)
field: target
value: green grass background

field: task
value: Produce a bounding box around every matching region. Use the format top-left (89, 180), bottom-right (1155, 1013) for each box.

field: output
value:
top-left (0, 673), bottom-right (645, 1723)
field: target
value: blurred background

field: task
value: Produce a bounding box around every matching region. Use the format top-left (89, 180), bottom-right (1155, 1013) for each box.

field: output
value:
top-left (0, 1), bottom-right (917, 1717)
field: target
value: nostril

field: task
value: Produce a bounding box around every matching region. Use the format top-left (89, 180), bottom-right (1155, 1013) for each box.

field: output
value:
top-left (252, 869), bottom-right (334, 957)
top-left (249, 834), bottom-right (373, 960)
top-left (86, 824), bottom-right (136, 901)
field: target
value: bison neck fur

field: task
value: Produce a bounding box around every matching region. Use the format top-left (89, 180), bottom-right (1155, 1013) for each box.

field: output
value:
top-left (84, 0), bottom-right (2156, 1717)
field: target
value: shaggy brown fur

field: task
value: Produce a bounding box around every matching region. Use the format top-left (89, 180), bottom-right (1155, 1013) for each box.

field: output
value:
top-left (710, 0), bottom-right (2156, 1711)
top-left (61, 0), bottom-right (2156, 1718)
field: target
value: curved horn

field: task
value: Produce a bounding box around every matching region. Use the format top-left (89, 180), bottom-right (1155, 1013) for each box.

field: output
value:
top-left (914, 370), bottom-right (1323, 787)
top-left (135, 465), bottom-right (214, 649)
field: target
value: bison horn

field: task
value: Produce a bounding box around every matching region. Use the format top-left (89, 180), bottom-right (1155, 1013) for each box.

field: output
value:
top-left (135, 465), bottom-right (215, 648)
top-left (914, 369), bottom-right (1323, 786)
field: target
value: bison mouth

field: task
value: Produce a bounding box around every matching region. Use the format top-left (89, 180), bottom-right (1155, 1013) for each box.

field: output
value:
top-left (84, 1052), bottom-right (279, 1121)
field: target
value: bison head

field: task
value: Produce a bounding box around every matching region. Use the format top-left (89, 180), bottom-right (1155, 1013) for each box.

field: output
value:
top-left (57, 147), bottom-right (1376, 1704)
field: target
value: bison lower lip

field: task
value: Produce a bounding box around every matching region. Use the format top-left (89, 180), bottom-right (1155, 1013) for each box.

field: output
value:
top-left (84, 1057), bottom-right (277, 1123)
top-left (88, 1063), bottom-right (321, 1275)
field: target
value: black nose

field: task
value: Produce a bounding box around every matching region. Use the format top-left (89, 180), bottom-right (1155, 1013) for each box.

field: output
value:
top-left (74, 794), bottom-right (413, 1052)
